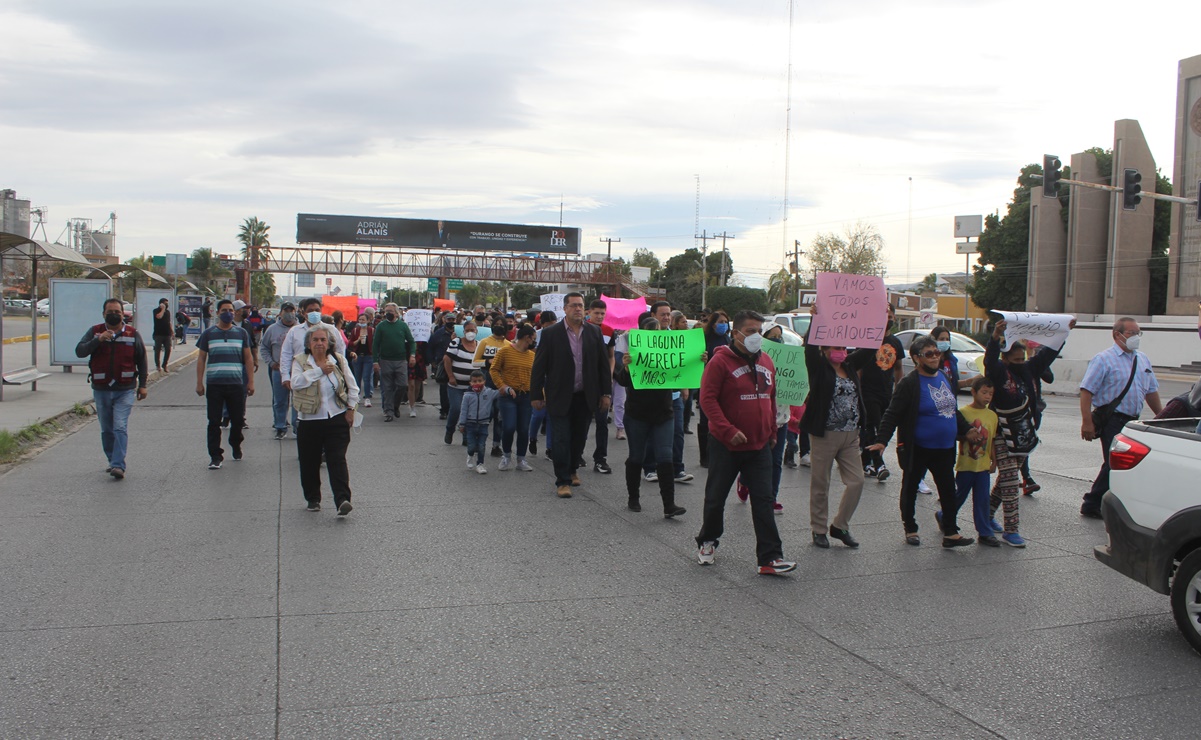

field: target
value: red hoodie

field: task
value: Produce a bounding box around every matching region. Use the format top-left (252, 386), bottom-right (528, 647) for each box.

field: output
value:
top-left (700, 345), bottom-right (777, 452)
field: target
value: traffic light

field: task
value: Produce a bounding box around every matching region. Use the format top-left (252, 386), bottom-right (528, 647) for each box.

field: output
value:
top-left (1122, 168), bottom-right (1143, 210)
top-left (1042, 154), bottom-right (1062, 198)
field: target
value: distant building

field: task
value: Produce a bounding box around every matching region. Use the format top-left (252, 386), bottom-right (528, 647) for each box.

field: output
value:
top-left (1166, 53), bottom-right (1201, 315)
top-left (0, 189), bottom-right (31, 238)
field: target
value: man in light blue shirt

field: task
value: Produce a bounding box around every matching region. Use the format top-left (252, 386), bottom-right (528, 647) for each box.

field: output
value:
top-left (1078, 317), bottom-right (1162, 518)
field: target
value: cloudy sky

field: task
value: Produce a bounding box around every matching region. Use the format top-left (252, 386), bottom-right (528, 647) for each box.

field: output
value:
top-left (2, 0), bottom-right (1197, 295)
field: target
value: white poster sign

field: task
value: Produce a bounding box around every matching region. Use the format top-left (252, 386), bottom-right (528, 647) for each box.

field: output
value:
top-left (540, 293), bottom-right (566, 320)
top-left (994, 311), bottom-right (1074, 351)
top-left (50, 279), bottom-right (112, 366)
top-left (405, 309), bottom-right (433, 342)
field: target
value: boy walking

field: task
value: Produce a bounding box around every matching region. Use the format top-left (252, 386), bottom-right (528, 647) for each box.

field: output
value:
top-left (459, 370), bottom-right (499, 474)
top-left (953, 377), bottom-right (1003, 547)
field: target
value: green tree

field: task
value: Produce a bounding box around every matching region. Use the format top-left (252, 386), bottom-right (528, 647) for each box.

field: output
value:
top-left (806, 222), bottom-right (888, 277)
top-left (250, 272), bottom-right (276, 307)
top-left (767, 268), bottom-right (797, 312)
top-left (706, 249), bottom-right (734, 286)
top-left (237, 217), bottom-right (271, 270)
top-left (631, 248), bottom-right (661, 273)
top-left (455, 283), bottom-right (482, 308)
top-left (706, 286), bottom-right (768, 316)
top-left (917, 273), bottom-right (940, 292)
top-left (188, 247), bottom-right (231, 294)
top-left (510, 283), bottom-right (554, 310)
top-left (661, 248), bottom-right (705, 314)
top-left (969, 164), bottom-right (1041, 312)
top-left (1148, 172), bottom-right (1172, 315)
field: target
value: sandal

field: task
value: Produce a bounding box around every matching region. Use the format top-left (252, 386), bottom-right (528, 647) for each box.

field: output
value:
top-left (905, 533), bottom-right (921, 546)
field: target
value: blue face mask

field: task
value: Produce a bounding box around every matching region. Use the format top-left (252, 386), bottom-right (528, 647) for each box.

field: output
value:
top-left (715, 322), bottom-right (729, 335)
top-left (307, 311), bottom-right (322, 325)
top-left (936, 340), bottom-right (951, 353)
top-left (219, 311), bottom-right (235, 324)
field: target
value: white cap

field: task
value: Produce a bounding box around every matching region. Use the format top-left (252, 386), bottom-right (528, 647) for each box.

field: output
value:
top-left (232, 300), bottom-right (247, 310)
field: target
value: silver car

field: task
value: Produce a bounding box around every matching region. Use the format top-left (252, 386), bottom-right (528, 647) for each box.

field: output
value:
top-left (893, 329), bottom-right (985, 388)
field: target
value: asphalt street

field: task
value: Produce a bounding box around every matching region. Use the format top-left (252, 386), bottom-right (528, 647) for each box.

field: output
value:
top-left (1, 368), bottom-right (1198, 738)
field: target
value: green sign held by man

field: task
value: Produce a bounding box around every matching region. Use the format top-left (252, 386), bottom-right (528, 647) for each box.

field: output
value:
top-left (760, 341), bottom-right (809, 406)
top-left (626, 328), bottom-right (706, 390)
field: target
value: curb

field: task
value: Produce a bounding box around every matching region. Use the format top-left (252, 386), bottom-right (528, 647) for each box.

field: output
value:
top-left (1, 334), bottom-right (49, 345)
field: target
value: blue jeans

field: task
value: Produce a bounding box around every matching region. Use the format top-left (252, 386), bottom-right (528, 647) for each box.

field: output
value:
top-left (464, 422), bottom-right (490, 464)
top-left (644, 395), bottom-right (686, 476)
top-left (529, 405), bottom-right (551, 452)
top-left (94, 388), bottom-right (135, 471)
top-left (624, 415), bottom-right (673, 468)
top-left (268, 368), bottom-right (289, 432)
top-left (955, 470), bottom-right (993, 538)
top-left (499, 392), bottom-right (532, 458)
top-left (352, 354), bottom-right (374, 399)
top-left (446, 385), bottom-right (466, 435)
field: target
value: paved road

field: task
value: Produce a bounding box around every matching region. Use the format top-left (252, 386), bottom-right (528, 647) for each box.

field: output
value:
top-left (1, 371), bottom-right (1197, 737)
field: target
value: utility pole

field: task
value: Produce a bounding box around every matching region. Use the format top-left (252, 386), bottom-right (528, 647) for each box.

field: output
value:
top-left (790, 239), bottom-right (805, 311)
top-left (599, 236), bottom-right (621, 296)
top-left (695, 230), bottom-right (715, 310)
top-left (714, 232), bottom-right (735, 287)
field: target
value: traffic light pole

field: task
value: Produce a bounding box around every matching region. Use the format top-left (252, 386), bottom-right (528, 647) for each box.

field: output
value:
top-left (1035, 175), bottom-right (1199, 204)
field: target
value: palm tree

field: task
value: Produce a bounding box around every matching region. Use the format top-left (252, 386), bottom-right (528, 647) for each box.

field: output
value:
top-left (189, 247), bottom-right (231, 293)
top-left (237, 217), bottom-right (271, 270)
top-left (768, 268), bottom-right (794, 310)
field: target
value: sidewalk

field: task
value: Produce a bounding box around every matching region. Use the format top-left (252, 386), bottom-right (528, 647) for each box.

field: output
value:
top-left (0, 337), bottom-right (198, 432)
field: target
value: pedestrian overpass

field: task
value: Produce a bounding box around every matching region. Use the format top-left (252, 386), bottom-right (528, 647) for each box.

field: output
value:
top-left (259, 246), bottom-right (654, 297)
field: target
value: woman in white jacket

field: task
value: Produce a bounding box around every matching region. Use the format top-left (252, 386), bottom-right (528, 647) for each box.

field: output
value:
top-left (290, 323), bottom-right (360, 515)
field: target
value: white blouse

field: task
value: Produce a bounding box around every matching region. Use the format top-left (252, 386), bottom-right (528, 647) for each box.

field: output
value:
top-left (290, 353), bottom-right (361, 421)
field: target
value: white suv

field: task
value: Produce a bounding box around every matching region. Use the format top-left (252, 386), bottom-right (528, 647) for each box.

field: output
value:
top-left (1095, 417), bottom-right (1201, 655)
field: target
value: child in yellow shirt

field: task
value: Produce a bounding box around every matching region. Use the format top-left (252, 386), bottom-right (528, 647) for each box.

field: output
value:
top-left (954, 377), bottom-right (1003, 547)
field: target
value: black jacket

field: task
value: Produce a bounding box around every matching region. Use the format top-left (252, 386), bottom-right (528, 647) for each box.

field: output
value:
top-left (425, 325), bottom-right (454, 367)
top-left (614, 364), bottom-right (673, 424)
top-left (874, 369), bottom-right (972, 468)
top-left (800, 331), bottom-right (876, 438)
top-left (983, 337), bottom-right (1060, 417)
top-left (530, 320), bottom-right (612, 415)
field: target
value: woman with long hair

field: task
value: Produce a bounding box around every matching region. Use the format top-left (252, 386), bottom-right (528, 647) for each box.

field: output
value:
top-left (697, 309), bottom-right (731, 467)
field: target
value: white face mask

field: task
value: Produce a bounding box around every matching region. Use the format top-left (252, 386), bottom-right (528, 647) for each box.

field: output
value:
top-left (464, 331), bottom-right (477, 342)
top-left (1123, 334), bottom-right (1141, 352)
top-left (740, 331), bottom-right (763, 354)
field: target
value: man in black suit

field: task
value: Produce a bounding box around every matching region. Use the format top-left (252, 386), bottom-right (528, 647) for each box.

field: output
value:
top-left (531, 292), bottom-right (612, 498)
top-left (431, 220), bottom-right (451, 249)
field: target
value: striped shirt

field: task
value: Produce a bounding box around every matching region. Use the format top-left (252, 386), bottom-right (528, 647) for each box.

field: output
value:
top-left (1080, 345), bottom-right (1159, 417)
top-left (490, 344), bottom-right (534, 392)
top-left (444, 339), bottom-right (479, 385)
top-left (197, 326), bottom-right (251, 386)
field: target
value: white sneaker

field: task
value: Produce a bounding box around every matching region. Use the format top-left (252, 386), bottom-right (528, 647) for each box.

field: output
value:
top-left (466, 455), bottom-right (475, 469)
top-left (697, 541), bottom-right (717, 565)
top-left (644, 472), bottom-right (658, 483)
top-left (918, 479), bottom-right (933, 495)
top-left (364, 399), bottom-right (372, 408)
top-left (516, 458), bottom-right (533, 472)
top-left (475, 464), bottom-right (488, 475)
top-left (498, 455), bottom-right (511, 471)
top-left (799, 453), bottom-right (811, 467)
top-left (409, 409), bottom-right (417, 418)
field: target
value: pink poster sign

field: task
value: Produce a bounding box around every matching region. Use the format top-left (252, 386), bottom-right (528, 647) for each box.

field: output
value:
top-left (810, 272), bottom-right (888, 348)
top-left (600, 294), bottom-right (649, 331)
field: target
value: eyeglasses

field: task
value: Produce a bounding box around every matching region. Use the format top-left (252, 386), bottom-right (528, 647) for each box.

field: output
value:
top-left (1117, 330), bottom-right (1143, 338)
top-left (918, 351), bottom-right (942, 359)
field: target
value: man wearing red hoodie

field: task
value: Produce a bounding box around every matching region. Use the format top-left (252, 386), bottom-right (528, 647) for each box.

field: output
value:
top-left (694, 310), bottom-right (797, 575)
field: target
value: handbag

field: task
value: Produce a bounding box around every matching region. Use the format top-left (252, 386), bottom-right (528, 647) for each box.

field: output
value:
top-left (433, 358), bottom-right (449, 384)
top-left (1091, 358), bottom-right (1138, 431)
top-left (998, 398), bottom-right (1040, 456)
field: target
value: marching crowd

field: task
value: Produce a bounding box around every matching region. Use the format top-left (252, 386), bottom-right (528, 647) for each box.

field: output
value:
top-left (77, 290), bottom-right (1177, 575)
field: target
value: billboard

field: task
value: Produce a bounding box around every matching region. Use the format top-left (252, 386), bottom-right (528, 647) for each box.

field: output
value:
top-left (296, 213), bottom-right (580, 255)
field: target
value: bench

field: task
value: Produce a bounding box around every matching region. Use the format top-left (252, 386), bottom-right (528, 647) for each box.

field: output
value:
top-left (2, 366), bottom-right (52, 385)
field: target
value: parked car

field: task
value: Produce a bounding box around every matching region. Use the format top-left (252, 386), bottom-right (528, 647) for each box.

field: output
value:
top-left (894, 329), bottom-right (984, 387)
top-left (3, 299), bottom-right (32, 316)
top-left (768, 312), bottom-right (812, 337)
top-left (1094, 417), bottom-right (1201, 655)
top-left (36, 298), bottom-right (49, 316)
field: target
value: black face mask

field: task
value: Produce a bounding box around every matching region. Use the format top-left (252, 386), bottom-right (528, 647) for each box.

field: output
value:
top-left (104, 312), bottom-right (123, 327)
top-left (385, 314), bottom-right (398, 322)
top-left (886, 319), bottom-right (895, 331)
top-left (492, 325), bottom-right (507, 337)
